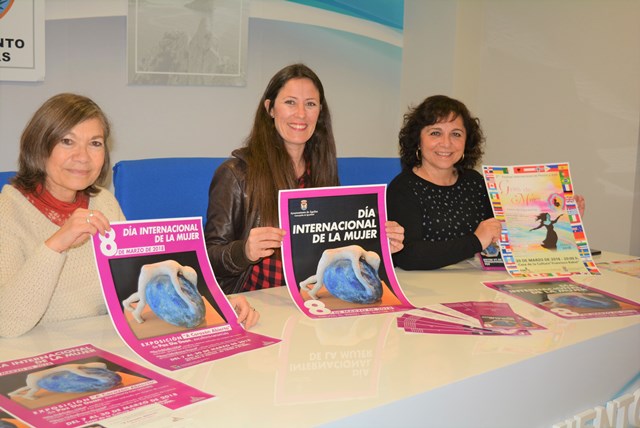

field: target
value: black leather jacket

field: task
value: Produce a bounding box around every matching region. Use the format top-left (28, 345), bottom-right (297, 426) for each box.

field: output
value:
top-left (205, 149), bottom-right (260, 294)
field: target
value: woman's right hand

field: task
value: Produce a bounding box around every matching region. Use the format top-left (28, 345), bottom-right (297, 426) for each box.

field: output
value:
top-left (45, 208), bottom-right (111, 253)
top-left (245, 227), bottom-right (286, 262)
top-left (229, 295), bottom-right (260, 329)
top-left (474, 218), bottom-right (502, 250)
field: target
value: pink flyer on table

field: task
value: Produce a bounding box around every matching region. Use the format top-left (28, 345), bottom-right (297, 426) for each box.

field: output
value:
top-left (0, 344), bottom-right (213, 428)
top-left (398, 302), bottom-right (541, 336)
top-left (91, 218), bottom-right (279, 370)
top-left (398, 317), bottom-right (505, 336)
top-left (279, 185), bottom-right (414, 319)
top-left (484, 277), bottom-right (640, 319)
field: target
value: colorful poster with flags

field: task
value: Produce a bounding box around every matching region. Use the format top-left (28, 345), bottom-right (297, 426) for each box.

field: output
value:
top-left (482, 163), bottom-right (599, 277)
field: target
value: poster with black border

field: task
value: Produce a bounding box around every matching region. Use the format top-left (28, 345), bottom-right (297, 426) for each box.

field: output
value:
top-left (0, 344), bottom-right (213, 428)
top-left (279, 185), bottom-right (414, 319)
top-left (91, 218), bottom-right (279, 371)
top-left (483, 277), bottom-right (640, 319)
top-left (482, 163), bottom-right (599, 277)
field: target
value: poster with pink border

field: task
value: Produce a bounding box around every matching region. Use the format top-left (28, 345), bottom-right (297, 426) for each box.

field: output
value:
top-left (0, 344), bottom-right (213, 428)
top-left (482, 163), bottom-right (599, 277)
top-left (484, 277), bottom-right (640, 319)
top-left (279, 185), bottom-right (414, 319)
top-left (91, 218), bottom-right (279, 370)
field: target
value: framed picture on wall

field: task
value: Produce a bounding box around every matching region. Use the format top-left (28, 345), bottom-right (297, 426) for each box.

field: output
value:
top-left (0, 0), bottom-right (45, 82)
top-left (127, 0), bottom-right (248, 86)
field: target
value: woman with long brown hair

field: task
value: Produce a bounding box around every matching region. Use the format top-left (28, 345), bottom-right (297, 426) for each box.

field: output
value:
top-left (205, 63), bottom-right (404, 295)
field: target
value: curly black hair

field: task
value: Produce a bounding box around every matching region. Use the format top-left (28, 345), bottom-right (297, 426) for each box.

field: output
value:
top-left (398, 95), bottom-right (485, 172)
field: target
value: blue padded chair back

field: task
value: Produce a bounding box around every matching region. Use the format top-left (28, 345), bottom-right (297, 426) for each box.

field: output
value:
top-left (113, 157), bottom-right (401, 221)
top-left (113, 158), bottom-right (227, 221)
top-left (0, 171), bottom-right (16, 190)
top-left (337, 157), bottom-right (401, 186)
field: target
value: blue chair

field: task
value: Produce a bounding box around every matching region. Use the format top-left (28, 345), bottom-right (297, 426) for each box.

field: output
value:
top-left (0, 171), bottom-right (16, 190)
top-left (337, 157), bottom-right (401, 186)
top-left (113, 157), bottom-right (402, 222)
top-left (113, 158), bottom-right (227, 221)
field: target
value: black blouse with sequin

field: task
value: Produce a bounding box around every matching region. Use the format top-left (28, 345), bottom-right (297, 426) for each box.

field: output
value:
top-left (387, 168), bottom-right (493, 270)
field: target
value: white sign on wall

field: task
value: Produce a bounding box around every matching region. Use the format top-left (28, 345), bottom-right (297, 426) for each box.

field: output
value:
top-left (0, 0), bottom-right (45, 82)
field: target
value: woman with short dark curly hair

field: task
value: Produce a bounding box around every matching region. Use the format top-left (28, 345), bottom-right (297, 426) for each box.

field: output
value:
top-left (398, 95), bottom-right (485, 172)
top-left (387, 95), bottom-right (501, 270)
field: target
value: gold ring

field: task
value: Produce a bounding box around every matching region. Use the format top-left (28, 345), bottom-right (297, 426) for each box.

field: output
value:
top-left (86, 216), bottom-right (91, 224)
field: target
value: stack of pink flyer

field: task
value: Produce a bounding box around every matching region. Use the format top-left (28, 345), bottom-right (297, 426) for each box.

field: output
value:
top-left (278, 185), bottom-right (414, 319)
top-left (0, 344), bottom-right (213, 428)
top-left (91, 218), bottom-right (280, 371)
top-left (397, 302), bottom-right (545, 336)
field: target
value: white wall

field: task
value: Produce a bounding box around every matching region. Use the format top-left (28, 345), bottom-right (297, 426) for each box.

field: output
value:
top-left (1, 0), bottom-right (639, 255)
top-left (402, 0), bottom-right (640, 255)
top-left (0, 1), bottom-right (402, 170)
top-left (632, 116), bottom-right (640, 256)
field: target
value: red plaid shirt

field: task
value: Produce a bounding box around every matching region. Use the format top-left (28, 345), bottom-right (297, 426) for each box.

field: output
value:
top-left (243, 169), bottom-right (310, 291)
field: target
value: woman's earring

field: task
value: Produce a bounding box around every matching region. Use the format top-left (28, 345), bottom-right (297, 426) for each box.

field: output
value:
top-left (459, 152), bottom-right (465, 163)
top-left (415, 148), bottom-right (421, 162)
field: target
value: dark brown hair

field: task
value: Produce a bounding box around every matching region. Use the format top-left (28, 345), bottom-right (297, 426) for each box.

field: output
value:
top-left (12, 93), bottom-right (111, 195)
top-left (244, 63), bottom-right (339, 226)
top-left (398, 95), bottom-right (484, 172)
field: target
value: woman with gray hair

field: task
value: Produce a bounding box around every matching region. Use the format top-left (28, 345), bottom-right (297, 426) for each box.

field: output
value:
top-left (0, 93), bottom-right (125, 337)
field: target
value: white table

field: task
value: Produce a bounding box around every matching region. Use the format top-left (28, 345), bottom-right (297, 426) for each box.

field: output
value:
top-left (2, 252), bottom-right (639, 427)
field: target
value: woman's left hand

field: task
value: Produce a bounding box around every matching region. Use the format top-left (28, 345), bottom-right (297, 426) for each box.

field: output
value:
top-left (385, 221), bottom-right (404, 254)
top-left (229, 295), bottom-right (260, 329)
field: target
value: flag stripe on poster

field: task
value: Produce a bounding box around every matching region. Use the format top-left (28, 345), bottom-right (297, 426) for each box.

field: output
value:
top-left (481, 163), bottom-right (599, 277)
